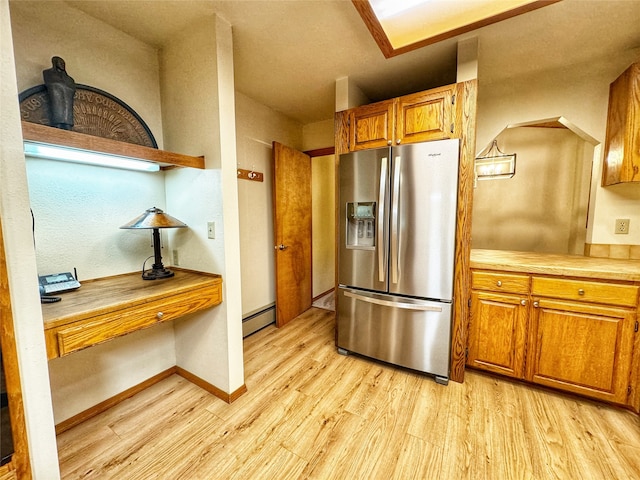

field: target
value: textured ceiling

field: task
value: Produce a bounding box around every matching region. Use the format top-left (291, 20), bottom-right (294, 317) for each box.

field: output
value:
top-left (63, 0), bottom-right (640, 125)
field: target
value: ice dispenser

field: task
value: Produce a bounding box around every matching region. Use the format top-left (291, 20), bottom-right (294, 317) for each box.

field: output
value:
top-left (346, 202), bottom-right (376, 249)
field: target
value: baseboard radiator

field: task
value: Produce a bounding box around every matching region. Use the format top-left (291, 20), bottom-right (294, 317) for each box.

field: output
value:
top-left (242, 304), bottom-right (275, 337)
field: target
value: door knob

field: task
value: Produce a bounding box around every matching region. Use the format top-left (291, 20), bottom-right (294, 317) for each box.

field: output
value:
top-left (275, 244), bottom-right (288, 250)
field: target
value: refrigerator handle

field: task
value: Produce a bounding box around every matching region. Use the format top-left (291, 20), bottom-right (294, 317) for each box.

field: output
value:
top-left (377, 157), bottom-right (388, 283)
top-left (391, 154), bottom-right (401, 284)
top-left (344, 290), bottom-right (443, 312)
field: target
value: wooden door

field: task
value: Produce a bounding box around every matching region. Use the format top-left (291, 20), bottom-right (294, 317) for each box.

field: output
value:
top-left (527, 298), bottom-right (636, 404)
top-left (468, 290), bottom-right (528, 378)
top-left (349, 99), bottom-right (395, 151)
top-left (395, 85), bottom-right (456, 144)
top-left (272, 142), bottom-right (312, 327)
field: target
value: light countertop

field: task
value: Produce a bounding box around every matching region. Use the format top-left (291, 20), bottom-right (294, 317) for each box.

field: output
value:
top-left (470, 249), bottom-right (640, 282)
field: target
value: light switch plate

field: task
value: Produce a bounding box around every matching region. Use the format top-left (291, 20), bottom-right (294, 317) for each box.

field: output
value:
top-left (207, 221), bottom-right (215, 239)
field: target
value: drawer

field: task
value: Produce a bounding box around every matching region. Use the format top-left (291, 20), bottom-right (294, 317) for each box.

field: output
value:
top-left (471, 270), bottom-right (529, 294)
top-left (532, 277), bottom-right (638, 307)
top-left (56, 285), bottom-right (222, 356)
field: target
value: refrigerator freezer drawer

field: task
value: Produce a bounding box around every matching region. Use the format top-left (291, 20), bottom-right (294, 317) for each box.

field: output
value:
top-left (337, 288), bottom-right (452, 378)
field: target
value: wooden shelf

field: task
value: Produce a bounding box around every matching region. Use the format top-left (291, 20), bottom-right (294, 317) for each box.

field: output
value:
top-left (42, 268), bottom-right (222, 359)
top-left (21, 121), bottom-right (205, 170)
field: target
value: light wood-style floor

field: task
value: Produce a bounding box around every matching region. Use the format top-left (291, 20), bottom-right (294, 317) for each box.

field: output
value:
top-left (57, 307), bottom-right (640, 479)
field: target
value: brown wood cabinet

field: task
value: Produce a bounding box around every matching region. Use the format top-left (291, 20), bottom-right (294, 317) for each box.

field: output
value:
top-left (43, 269), bottom-right (222, 360)
top-left (602, 62), bottom-right (640, 186)
top-left (468, 271), bottom-right (529, 378)
top-left (337, 84), bottom-right (458, 154)
top-left (469, 268), bottom-right (639, 407)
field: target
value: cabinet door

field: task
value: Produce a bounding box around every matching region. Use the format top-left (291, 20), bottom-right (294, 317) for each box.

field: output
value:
top-left (349, 99), bottom-right (394, 151)
top-left (602, 62), bottom-right (640, 185)
top-left (395, 85), bottom-right (456, 145)
top-left (527, 298), bottom-right (636, 405)
top-left (468, 290), bottom-right (528, 378)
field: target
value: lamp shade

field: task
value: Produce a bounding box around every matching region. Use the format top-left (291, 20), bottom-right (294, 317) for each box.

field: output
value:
top-left (120, 207), bottom-right (187, 229)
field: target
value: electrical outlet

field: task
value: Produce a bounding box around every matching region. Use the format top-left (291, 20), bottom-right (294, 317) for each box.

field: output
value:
top-left (615, 218), bottom-right (630, 234)
top-left (207, 221), bottom-right (215, 239)
top-left (172, 249), bottom-right (179, 265)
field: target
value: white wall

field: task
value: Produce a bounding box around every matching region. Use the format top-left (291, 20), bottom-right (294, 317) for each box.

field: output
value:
top-left (0, 0), bottom-right (60, 475)
top-left (235, 92), bottom-right (302, 317)
top-left (476, 54), bottom-right (640, 247)
top-left (162, 15), bottom-right (245, 393)
top-left (312, 154), bottom-right (335, 297)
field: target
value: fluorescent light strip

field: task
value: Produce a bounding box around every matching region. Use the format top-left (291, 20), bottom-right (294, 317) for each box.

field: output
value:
top-left (23, 142), bottom-right (160, 172)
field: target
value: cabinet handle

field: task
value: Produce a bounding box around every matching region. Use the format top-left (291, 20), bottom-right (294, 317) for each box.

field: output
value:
top-left (156, 312), bottom-right (164, 319)
top-left (533, 301), bottom-right (539, 308)
top-left (496, 280), bottom-right (502, 287)
top-left (520, 299), bottom-right (527, 306)
top-left (578, 288), bottom-right (585, 296)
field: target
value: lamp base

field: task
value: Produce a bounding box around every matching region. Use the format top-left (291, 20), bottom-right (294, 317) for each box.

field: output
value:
top-left (142, 267), bottom-right (175, 280)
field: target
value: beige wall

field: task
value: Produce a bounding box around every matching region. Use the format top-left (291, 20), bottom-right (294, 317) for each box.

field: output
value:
top-left (472, 127), bottom-right (591, 254)
top-left (476, 54), bottom-right (640, 247)
top-left (312, 154), bottom-right (335, 297)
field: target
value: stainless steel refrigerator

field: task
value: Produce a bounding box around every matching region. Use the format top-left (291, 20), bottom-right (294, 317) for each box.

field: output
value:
top-left (337, 138), bottom-right (459, 384)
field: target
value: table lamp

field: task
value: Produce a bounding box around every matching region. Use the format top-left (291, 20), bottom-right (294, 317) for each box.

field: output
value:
top-left (120, 207), bottom-right (187, 280)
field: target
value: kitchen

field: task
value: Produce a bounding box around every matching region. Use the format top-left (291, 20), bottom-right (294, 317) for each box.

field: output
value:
top-left (2, 0), bottom-right (640, 478)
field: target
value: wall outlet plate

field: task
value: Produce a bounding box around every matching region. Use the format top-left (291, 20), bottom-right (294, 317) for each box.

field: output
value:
top-left (615, 218), bottom-right (630, 234)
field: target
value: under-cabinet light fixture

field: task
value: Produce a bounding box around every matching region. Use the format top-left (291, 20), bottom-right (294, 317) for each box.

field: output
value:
top-left (23, 141), bottom-right (160, 172)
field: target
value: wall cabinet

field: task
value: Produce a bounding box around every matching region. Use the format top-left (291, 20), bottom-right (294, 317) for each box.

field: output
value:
top-left (469, 269), bottom-right (639, 407)
top-left (338, 84), bottom-right (458, 154)
top-left (602, 62), bottom-right (640, 185)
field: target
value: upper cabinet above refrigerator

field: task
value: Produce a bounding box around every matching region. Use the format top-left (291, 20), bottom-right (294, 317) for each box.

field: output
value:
top-left (338, 84), bottom-right (459, 154)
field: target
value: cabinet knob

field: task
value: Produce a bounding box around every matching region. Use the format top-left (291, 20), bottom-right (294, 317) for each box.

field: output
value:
top-left (520, 299), bottom-right (527, 306)
top-left (533, 301), bottom-right (539, 308)
top-left (578, 288), bottom-right (585, 296)
top-left (396, 139), bottom-right (401, 145)
top-left (387, 140), bottom-right (392, 146)
top-left (156, 312), bottom-right (164, 319)
top-left (496, 280), bottom-right (502, 287)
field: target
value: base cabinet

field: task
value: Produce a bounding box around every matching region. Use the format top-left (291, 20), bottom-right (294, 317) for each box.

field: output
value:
top-left (468, 290), bottom-right (528, 378)
top-left (469, 269), bottom-right (639, 407)
top-left (527, 298), bottom-right (636, 404)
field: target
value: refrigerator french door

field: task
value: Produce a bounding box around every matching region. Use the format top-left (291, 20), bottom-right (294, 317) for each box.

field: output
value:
top-left (337, 139), bottom-right (459, 383)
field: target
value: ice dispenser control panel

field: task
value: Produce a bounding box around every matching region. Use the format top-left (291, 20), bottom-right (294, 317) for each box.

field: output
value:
top-left (346, 202), bottom-right (376, 249)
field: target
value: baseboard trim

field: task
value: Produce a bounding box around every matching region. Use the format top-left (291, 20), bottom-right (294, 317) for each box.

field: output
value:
top-left (55, 366), bottom-right (247, 435)
top-left (313, 288), bottom-right (334, 303)
top-left (55, 367), bottom-right (177, 435)
top-left (176, 366), bottom-right (247, 403)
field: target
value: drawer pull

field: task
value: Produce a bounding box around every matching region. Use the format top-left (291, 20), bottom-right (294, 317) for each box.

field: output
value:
top-left (533, 301), bottom-right (539, 308)
top-left (156, 312), bottom-right (164, 319)
top-left (520, 299), bottom-right (527, 306)
top-left (578, 289), bottom-right (585, 296)
top-left (496, 280), bottom-right (502, 287)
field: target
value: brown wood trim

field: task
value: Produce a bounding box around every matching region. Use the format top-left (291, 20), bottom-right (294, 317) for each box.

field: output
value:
top-left (176, 366), bottom-right (247, 403)
top-left (312, 288), bottom-right (333, 303)
top-left (0, 465), bottom-right (17, 480)
top-left (21, 121), bottom-right (205, 169)
top-left (0, 218), bottom-right (32, 479)
top-left (351, 0), bottom-right (395, 58)
top-left (304, 146), bottom-right (335, 158)
top-left (352, 0), bottom-right (561, 59)
top-left (450, 80), bottom-right (478, 384)
top-left (55, 367), bottom-right (177, 435)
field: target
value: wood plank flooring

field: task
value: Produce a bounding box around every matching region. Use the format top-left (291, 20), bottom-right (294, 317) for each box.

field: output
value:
top-left (57, 307), bottom-right (640, 479)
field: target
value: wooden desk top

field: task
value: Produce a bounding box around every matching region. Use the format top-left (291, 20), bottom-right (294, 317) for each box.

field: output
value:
top-left (42, 268), bottom-right (222, 330)
top-left (471, 249), bottom-right (640, 282)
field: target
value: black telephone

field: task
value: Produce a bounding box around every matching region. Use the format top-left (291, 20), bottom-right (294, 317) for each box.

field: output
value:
top-left (39, 272), bottom-right (81, 303)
